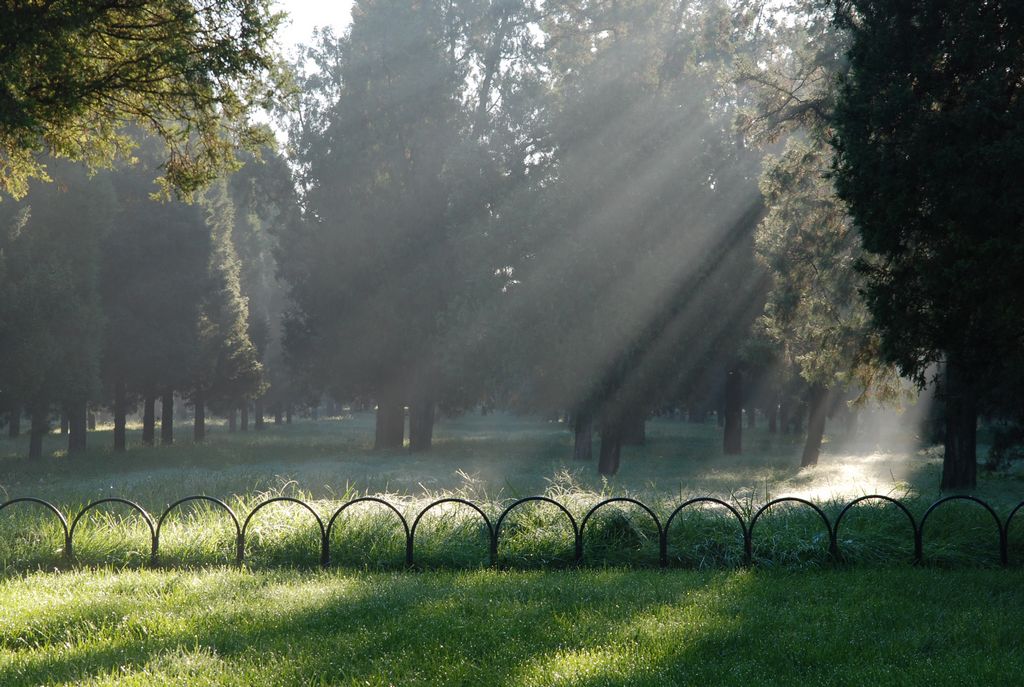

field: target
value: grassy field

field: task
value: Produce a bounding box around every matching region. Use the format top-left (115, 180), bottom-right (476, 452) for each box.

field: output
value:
top-left (2, 412), bottom-right (1024, 685)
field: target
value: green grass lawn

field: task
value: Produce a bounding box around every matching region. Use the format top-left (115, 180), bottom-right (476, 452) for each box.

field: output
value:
top-left (3, 567), bottom-right (1024, 686)
top-left (2, 413), bottom-right (1024, 684)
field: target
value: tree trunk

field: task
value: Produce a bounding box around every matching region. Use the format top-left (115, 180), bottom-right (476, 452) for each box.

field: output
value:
top-left (723, 369), bottom-right (743, 455)
top-left (801, 383), bottom-right (829, 467)
top-left (598, 423), bottom-right (622, 476)
top-left (142, 395), bottom-right (155, 446)
top-left (285, 404), bottom-right (292, 424)
top-left (29, 406), bottom-right (47, 459)
top-left (274, 404), bottom-right (283, 425)
top-left (59, 412), bottom-right (68, 436)
top-left (194, 393), bottom-right (206, 442)
top-left (747, 407), bottom-right (756, 429)
top-left (113, 381), bottom-right (127, 452)
top-left (67, 401), bottom-right (87, 455)
top-left (240, 403), bottom-right (249, 431)
top-left (408, 398), bottom-right (435, 452)
top-left (228, 410), bottom-right (237, 432)
top-left (779, 397), bottom-right (791, 435)
top-left (7, 408), bottom-right (20, 438)
top-left (941, 357), bottom-right (977, 490)
top-left (161, 390), bottom-right (174, 445)
top-left (573, 414), bottom-right (593, 461)
top-left (87, 412), bottom-right (96, 431)
top-left (621, 410), bottom-right (646, 446)
top-left (374, 395), bottom-right (405, 450)
top-left (254, 397), bottom-right (265, 430)
top-left (767, 401), bottom-right (778, 433)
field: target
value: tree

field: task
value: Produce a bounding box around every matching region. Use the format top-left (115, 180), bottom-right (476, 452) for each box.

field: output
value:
top-left (1, 0), bottom-right (284, 199)
top-left (831, 0), bottom-right (1024, 489)
top-left (100, 137), bottom-right (210, 451)
top-left (756, 138), bottom-right (899, 466)
top-left (507, 0), bottom-right (765, 473)
top-left (283, 0), bottom-right (486, 451)
top-left (190, 180), bottom-right (263, 441)
top-left (737, 0), bottom-right (899, 468)
top-left (0, 160), bottom-right (110, 458)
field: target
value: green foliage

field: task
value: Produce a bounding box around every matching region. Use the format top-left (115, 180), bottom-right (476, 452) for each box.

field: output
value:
top-left (756, 138), bottom-right (899, 400)
top-left (101, 141), bottom-right (210, 399)
top-left (0, 161), bottom-right (111, 419)
top-left (831, 0), bottom-right (1024, 398)
top-left (194, 181), bottom-right (263, 409)
top-left (0, 0), bottom-right (286, 199)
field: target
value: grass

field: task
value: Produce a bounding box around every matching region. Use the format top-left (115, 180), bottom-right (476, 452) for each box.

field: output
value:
top-left (1, 412), bottom-right (1024, 684)
top-left (2, 567), bottom-right (1024, 686)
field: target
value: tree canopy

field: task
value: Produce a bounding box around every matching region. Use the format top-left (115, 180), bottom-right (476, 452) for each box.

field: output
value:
top-left (0, 0), bottom-right (284, 199)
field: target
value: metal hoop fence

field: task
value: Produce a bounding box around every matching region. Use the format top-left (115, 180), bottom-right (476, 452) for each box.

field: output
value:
top-left (1, 493), bottom-right (1021, 569)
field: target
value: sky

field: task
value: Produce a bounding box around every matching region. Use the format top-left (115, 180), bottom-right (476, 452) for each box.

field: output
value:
top-left (274, 0), bottom-right (356, 55)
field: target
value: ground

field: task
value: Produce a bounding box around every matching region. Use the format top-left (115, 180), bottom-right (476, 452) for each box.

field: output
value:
top-left (1, 412), bottom-right (1023, 685)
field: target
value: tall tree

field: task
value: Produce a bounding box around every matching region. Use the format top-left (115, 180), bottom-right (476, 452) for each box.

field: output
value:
top-left (100, 137), bottom-right (210, 451)
top-left (190, 181), bottom-right (263, 441)
top-left (0, 160), bottom-right (110, 458)
top-left (831, 0), bottom-right (1024, 489)
top-left (284, 0), bottom-right (477, 451)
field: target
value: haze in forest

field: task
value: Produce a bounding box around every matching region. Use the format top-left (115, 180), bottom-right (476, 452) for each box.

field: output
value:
top-left (1, 0), bottom-right (1022, 498)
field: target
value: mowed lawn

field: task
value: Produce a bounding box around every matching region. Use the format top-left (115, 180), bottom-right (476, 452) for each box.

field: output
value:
top-left (2, 567), bottom-right (1024, 686)
top-left (2, 413), bottom-right (1024, 685)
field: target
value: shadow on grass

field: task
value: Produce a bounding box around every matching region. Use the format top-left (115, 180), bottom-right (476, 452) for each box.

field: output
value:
top-left (3, 567), bottom-right (1024, 686)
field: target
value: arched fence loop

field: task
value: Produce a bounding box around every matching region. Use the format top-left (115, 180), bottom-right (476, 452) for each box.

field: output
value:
top-left (748, 497), bottom-right (836, 565)
top-left (663, 497), bottom-right (748, 569)
top-left (325, 497), bottom-right (410, 567)
top-left (919, 495), bottom-right (1007, 566)
top-left (834, 495), bottom-right (919, 563)
top-left (155, 496), bottom-right (241, 566)
top-left (494, 496), bottom-right (580, 565)
top-left (240, 497), bottom-right (327, 567)
top-left (68, 498), bottom-right (156, 563)
top-left (579, 497), bottom-right (663, 566)
top-left (0, 498), bottom-right (71, 556)
top-left (409, 498), bottom-right (494, 567)
top-left (4, 493), bottom-right (1024, 571)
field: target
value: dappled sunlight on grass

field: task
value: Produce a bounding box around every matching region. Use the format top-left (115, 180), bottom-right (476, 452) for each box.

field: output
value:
top-left (2, 567), bottom-right (1023, 685)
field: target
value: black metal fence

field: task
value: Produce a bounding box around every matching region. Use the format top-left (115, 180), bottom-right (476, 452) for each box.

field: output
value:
top-left (1, 493), bottom-right (1022, 568)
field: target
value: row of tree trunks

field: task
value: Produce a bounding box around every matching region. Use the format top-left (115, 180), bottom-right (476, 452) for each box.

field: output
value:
top-left (723, 368), bottom-right (743, 455)
top-left (161, 391), bottom-right (173, 445)
top-left (374, 396), bottom-right (405, 450)
top-left (408, 399), bottom-right (435, 452)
